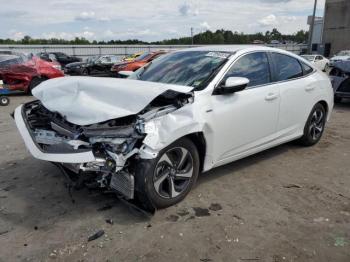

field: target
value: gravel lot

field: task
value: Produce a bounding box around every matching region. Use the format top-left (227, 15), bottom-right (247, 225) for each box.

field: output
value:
top-left (0, 96), bottom-right (349, 262)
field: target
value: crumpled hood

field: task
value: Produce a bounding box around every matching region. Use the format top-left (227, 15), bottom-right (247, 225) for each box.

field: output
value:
top-left (32, 76), bottom-right (192, 126)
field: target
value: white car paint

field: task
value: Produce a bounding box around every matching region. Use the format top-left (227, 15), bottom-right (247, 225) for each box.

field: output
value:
top-left (14, 105), bottom-right (96, 163)
top-left (15, 45), bottom-right (334, 173)
top-left (301, 55), bottom-right (329, 71)
top-left (33, 76), bottom-right (192, 126)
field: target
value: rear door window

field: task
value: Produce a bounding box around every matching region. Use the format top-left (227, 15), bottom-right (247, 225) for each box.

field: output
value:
top-left (270, 53), bottom-right (303, 81)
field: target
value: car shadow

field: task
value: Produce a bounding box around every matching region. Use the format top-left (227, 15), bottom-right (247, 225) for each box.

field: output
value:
top-left (197, 142), bottom-right (299, 186)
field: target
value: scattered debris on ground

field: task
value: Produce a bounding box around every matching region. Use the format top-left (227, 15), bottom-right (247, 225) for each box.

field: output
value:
top-left (88, 230), bottom-right (105, 242)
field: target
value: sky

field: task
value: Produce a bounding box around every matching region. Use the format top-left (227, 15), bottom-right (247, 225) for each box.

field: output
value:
top-left (0, 0), bottom-right (325, 42)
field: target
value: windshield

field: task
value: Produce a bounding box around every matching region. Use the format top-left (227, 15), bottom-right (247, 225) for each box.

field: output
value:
top-left (0, 53), bottom-right (30, 68)
top-left (134, 52), bottom-right (152, 61)
top-left (130, 51), bottom-right (231, 89)
top-left (86, 56), bottom-right (99, 63)
top-left (302, 55), bottom-right (315, 61)
top-left (337, 51), bottom-right (350, 56)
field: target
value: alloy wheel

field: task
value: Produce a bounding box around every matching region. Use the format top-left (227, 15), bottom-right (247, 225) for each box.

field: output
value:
top-left (153, 147), bottom-right (194, 199)
top-left (308, 108), bottom-right (325, 141)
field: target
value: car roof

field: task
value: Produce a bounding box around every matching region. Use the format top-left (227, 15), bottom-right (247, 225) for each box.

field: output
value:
top-left (177, 45), bottom-right (306, 61)
top-left (181, 45), bottom-right (277, 53)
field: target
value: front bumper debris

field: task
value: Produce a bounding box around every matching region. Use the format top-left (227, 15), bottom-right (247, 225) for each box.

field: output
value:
top-left (14, 104), bottom-right (96, 163)
top-left (14, 101), bottom-right (143, 200)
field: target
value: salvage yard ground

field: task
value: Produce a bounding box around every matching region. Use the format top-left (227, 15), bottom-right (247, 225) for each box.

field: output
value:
top-left (0, 96), bottom-right (350, 262)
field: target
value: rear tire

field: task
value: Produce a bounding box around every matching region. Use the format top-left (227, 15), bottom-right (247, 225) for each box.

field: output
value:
top-left (135, 137), bottom-right (200, 210)
top-left (298, 103), bottom-right (326, 147)
top-left (81, 68), bottom-right (89, 76)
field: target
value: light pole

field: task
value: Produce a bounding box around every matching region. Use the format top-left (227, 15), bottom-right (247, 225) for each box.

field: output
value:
top-left (191, 27), bottom-right (194, 45)
top-left (308, 0), bottom-right (318, 54)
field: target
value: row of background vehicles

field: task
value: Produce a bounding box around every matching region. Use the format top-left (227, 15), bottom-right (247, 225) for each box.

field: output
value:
top-left (1, 48), bottom-right (350, 103)
top-left (300, 50), bottom-right (350, 72)
top-left (0, 50), bottom-right (167, 94)
top-left (63, 50), bottom-right (167, 76)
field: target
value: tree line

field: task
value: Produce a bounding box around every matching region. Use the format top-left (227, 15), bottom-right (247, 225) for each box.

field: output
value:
top-left (0, 28), bottom-right (308, 45)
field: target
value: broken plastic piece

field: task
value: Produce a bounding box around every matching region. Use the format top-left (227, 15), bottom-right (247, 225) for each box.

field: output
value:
top-left (88, 230), bottom-right (105, 242)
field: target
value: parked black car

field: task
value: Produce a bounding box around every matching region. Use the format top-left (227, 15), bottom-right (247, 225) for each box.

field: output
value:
top-left (37, 52), bottom-right (81, 67)
top-left (64, 55), bottom-right (119, 76)
top-left (329, 61), bottom-right (350, 103)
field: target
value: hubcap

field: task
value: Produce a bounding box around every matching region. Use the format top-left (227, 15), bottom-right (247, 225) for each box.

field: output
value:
top-left (153, 147), bottom-right (194, 199)
top-left (1, 98), bottom-right (7, 104)
top-left (309, 108), bottom-right (325, 140)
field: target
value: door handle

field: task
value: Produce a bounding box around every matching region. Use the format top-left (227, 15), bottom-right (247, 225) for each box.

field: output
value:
top-left (305, 85), bottom-right (315, 92)
top-left (265, 93), bottom-right (278, 101)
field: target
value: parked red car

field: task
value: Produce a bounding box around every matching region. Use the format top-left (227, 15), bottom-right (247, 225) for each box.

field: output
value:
top-left (0, 53), bottom-right (64, 93)
top-left (111, 51), bottom-right (168, 76)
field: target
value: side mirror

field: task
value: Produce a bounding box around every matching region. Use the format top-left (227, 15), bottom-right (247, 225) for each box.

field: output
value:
top-left (215, 77), bottom-right (249, 95)
top-left (118, 71), bottom-right (133, 78)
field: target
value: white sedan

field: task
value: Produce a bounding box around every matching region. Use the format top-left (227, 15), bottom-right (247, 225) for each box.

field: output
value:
top-left (301, 54), bottom-right (330, 71)
top-left (14, 46), bottom-right (334, 210)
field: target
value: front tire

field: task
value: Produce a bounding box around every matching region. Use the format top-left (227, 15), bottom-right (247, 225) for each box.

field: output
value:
top-left (298, 103), bottom-right (326, 146)
top-left (135, 138), bottom-right (200, 210)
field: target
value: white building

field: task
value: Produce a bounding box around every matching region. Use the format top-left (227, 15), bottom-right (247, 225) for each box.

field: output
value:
top-left (307, 16), bottom-right (324, 53)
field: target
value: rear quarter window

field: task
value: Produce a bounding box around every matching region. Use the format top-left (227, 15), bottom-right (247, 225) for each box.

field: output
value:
top-left (271, 53), bottom-right (303, 81)
top-left (301, 62), bottom-right (314, 75)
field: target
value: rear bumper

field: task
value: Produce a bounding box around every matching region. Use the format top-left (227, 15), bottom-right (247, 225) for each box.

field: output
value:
top-left (14, 104), bottom-right (96, 163)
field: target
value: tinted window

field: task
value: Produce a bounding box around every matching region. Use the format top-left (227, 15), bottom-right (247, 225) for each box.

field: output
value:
top-left (271, 53), bottom-right (303, 81)
top-left (301, 62), bottom-right (313, 75)
top-left (149, 53), bottom-right (165, 61)
top-left (130, 51), bottom-right (230, 88)
top-left (223, 52), bottom-right (271, 87)
top-left (135, 52), bottom-right (152, 61)
top-left (110, 56), bottom-right (118, 63)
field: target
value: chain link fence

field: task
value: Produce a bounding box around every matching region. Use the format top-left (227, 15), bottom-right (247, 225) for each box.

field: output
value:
top-left (0, 44), bottom-right (308, 59)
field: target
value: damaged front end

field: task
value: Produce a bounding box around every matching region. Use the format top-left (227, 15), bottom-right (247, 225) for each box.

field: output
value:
top-left (16, 91), bottom-right (193, 200)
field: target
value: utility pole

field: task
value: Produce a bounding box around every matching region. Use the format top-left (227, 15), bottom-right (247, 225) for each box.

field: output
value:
top-left (191, 27), bottom-right (194, 45)
top-left (308, 0), bottom-right (318, 54)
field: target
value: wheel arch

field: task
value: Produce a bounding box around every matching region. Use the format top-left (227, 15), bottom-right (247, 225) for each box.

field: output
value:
top-left (317, 100), bottom-right (329, 116)
top-left (185, 132), bottom-right (207, 173)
